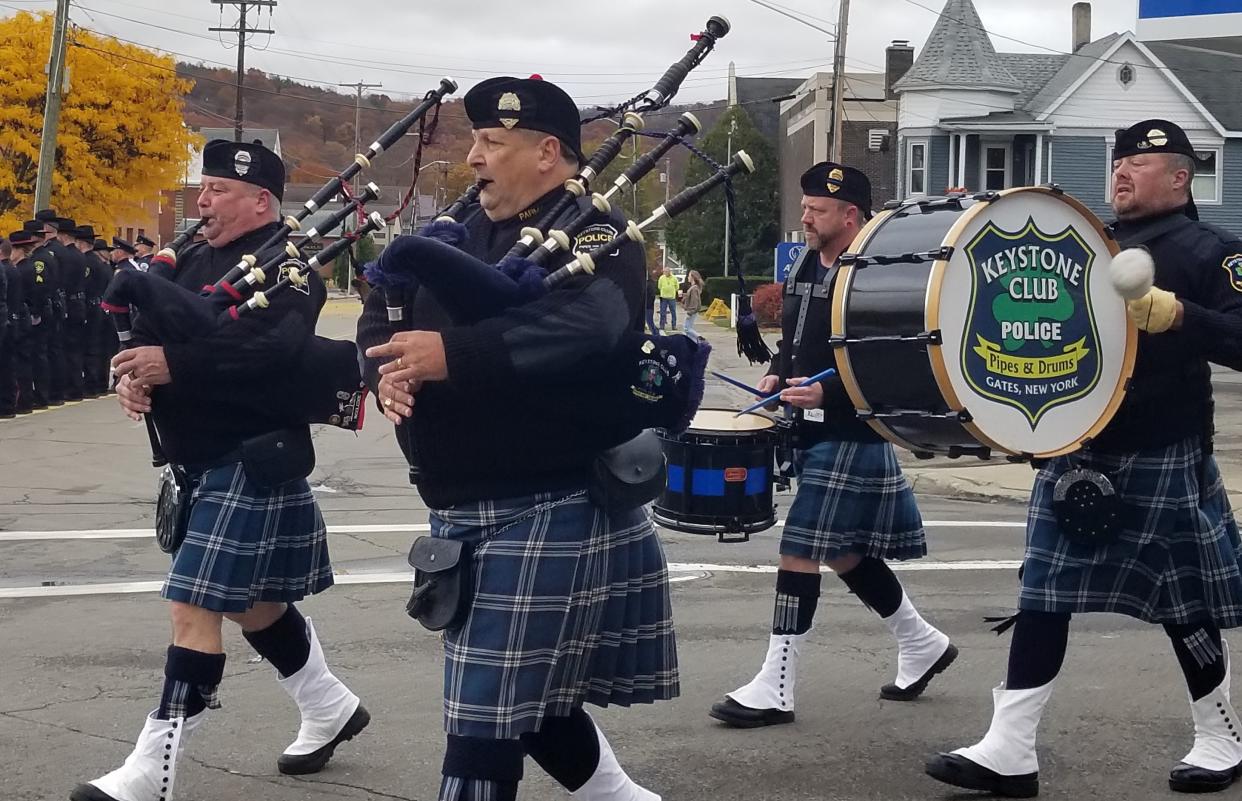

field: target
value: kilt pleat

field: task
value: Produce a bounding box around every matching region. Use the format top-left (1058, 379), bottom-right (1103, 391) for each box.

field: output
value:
top-left (432, 491), bottom-right (678, 739)
top-left (1020, 437), bottom-right (1242, 626)
top-left (779, 440), bottom-right (926, 562)
top-left (161, 463), bottom-right (333, 613)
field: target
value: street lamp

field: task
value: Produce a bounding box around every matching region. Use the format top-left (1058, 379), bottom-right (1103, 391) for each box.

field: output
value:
top-left (410, 159), bottom-right (451, 228)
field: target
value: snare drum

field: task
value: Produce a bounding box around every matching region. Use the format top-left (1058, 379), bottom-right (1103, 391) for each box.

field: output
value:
top-left (832, 187), bottom-right (1136, 460)
top-left (653, 409), bottom-right (777, 542)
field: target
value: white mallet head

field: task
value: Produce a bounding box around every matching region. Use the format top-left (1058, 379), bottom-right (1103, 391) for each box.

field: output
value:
top-left (1110, 247), bottom-right (1155, 300)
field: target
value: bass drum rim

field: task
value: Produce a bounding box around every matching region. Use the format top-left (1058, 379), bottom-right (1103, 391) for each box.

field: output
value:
top-left (834, 187), bottom-right (1137, 459)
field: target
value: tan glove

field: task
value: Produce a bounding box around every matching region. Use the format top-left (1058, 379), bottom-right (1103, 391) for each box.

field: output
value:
top-left (1126, 286), bottom-right (1178, 333)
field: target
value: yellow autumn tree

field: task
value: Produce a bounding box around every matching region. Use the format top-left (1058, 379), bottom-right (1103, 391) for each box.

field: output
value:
top-left (0, 12), bottom-right (196, 233)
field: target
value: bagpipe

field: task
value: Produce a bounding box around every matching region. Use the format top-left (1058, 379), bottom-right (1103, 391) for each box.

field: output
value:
top-left (102, 77), bottom-right (460, 436)
top-left (365, 17), bottom-right (749, 436)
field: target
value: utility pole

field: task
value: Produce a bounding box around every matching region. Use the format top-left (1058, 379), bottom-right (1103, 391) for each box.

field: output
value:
top-left (724, 117), bottom-right (737, 278)
top-left (33, 0), bottom-right (70, 213)
top-left (210, 0), bottom-right (277, 143)
top-left (339, 80), bottom-right (383, 192)
top-left (829, 0), bottom-right (851, 163)
top-left (337, 79), bottom-right (381, 296)
top-left (661, 158), bottom-right (671, 270)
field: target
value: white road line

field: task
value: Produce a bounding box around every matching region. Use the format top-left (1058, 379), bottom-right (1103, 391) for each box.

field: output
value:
top-left (0, 560), bottom-right (1021, 599)
top-left (0, 519), bottom-right (1023, 542)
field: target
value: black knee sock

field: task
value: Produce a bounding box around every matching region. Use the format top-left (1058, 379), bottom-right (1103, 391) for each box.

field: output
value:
top-left (242, 604), bottom-right (310, 678)
top-left (772, 569), bottom-right (822, 635)
top-left (1005, 611), bottom-right (1070, 690)
top-left (1165, 621), bottom-right (1226, 701)
top-left (520, 707), bottom-right (600, 792)
top-left (440, 735), bottom-right (523, 801)
top-left (158, 646), bottom-right (226, 720)
top-left (837, 557), bottom-right (903, 618)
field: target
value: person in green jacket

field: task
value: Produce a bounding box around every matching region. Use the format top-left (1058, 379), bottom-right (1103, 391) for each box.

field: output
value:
top-left (657, 266), bottom-right (680, 330)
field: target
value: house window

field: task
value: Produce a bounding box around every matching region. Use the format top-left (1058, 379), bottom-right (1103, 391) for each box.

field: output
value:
top-left (907, 140), bottom-right (927, 195)
top-left (787, 230), bottom-right (805, 243)
top-left (1117, 64), bottom-right (1136, 88)
top-left (1192, 149), bottom-right (1221, 204)
top-left (983, 145), bottom-right (1010, 191)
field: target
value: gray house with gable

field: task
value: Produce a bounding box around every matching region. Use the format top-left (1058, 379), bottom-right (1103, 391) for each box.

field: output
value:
top-left (893, 0), bottom-right (1242, 229)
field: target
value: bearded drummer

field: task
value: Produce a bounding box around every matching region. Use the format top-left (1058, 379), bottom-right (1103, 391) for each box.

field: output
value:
top-left (927, 119), bottom-right (1242, 797)
top-left (709, 162), bottom-right (958, 729)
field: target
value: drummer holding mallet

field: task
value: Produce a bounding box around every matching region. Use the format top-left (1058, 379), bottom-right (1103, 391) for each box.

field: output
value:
top-left (927, 119), bottom-right (1242, 798)
top-left (708, 162), bottom-right (958, 729)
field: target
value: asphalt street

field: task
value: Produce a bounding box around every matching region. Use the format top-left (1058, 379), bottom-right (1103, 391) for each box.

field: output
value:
top-left (0, 306), bottom-right (1233, 800)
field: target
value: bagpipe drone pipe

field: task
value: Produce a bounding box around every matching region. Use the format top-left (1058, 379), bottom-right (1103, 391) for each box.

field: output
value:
top-left (366, 150), bottom-right (756, 437)
top-left (102, 78), bottom-right (460, 433)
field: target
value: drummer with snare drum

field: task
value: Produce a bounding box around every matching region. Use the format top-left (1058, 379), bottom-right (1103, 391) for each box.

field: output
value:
top-left (708, 162), bottom-right (958, 729)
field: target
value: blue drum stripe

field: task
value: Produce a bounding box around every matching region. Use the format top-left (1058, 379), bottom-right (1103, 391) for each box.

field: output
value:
top-left (666, 464), bottom-right (685, 493)
top-left (692, 469), bottom-right (727, 497)
top-left (746, 467), bottom-right (769, 496)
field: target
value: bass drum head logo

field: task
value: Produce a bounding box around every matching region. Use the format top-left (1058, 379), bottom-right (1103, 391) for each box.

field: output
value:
top-left (961, 217), bottom-right (1101, 428)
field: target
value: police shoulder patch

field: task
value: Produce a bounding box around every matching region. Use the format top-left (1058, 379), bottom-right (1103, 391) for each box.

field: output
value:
top-left (279, 259), bottom-right (312, 296)
top-left (574, 223), bottom-right (618, 255)
top-left (1222, 253), bottom-right (1242, 294)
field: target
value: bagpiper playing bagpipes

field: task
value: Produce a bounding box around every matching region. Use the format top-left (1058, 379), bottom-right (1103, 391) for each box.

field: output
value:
top-left (72, 78), bottom-right (459, 801)
top-left (355, 16), bottom-right (747, 801)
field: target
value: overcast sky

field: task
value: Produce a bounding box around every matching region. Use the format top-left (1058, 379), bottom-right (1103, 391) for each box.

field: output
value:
top-left (3, 0), bottom-right (1139, 106)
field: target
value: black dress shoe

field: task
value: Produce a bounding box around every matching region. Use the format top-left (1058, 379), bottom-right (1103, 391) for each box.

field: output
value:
top-left (32, 403), bottom-right (48, 411)
top-left (69, 782), bottom-right (120, 801)
top-left (67, 394), bottom-right (84, 402)
top-left (881, 642), bottom-right (960, 701)
top-left (48, 399), bottom-right (64, 406)
top-left (276, 704), bottom-right (371, 775)
top-left (708, 696), bottom-right (795, 728)
top-left (16, 407), bottom-right (33, 415)
top-left (1170, 761), bottom-right (1242, 793)
top-left (0, 412), bottom-right (14, 419)
top-left (925, 753), bottom-right (1039, 798)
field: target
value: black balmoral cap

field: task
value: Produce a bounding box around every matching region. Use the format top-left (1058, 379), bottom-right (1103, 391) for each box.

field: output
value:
top-left (464, 75), bottom-right (582, 162)
top-left (201, 138), bottom-right (286, 201)
top-left (800, 161), bottom-right (874, 220)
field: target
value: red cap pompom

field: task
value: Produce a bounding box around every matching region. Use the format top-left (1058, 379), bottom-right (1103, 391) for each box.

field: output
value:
top-left (528, 73), bottom-right (543, 80)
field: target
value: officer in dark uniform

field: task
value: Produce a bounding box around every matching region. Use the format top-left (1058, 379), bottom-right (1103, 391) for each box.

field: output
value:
top-left (709, 163), bottom-right (954, 732)
top-left (74, 225), bottom-right (110, 397)
top-left (0, 237), bottom-right (11, 418)
top-left (93, 238), bottom-right (121, 373)
top-left (27, 214), bottom-right (65, 405)
top-left (73, 139), bottom-right (368, 801)
top-left (52, 216), bottom-right (88, 401)
top-left (134, 234), bottom-right (156, 271)
top-left (10, 229), bottom-right (49, 411)
top-left (357, 75), bottom-right (676, 801)
top-left (928, 119), bottom-right (1242, 797)
top-left (110, 238), bottom-right (141, 272)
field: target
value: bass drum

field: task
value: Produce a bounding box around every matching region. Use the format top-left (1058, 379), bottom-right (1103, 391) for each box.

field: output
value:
top-left (832, 187), bottom-right (1136, 459)
top-left (653, 409), bottom-right (777, 543)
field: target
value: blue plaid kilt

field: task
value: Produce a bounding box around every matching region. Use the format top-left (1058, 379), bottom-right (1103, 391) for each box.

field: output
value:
top-left (1020, 437), bottom-right (1242, 627)
top-left (780, 440), bottom-right (926, 562)
top-left (431, 490), bottom-right (679, 739)
top-left (161, 462), bottom-right (333, 613)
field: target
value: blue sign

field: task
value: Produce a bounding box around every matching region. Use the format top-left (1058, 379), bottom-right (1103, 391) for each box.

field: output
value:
top-left (1140, 0), bottom-right (1242, 17)
top-left (774, 242), bottom-right (805, 284)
